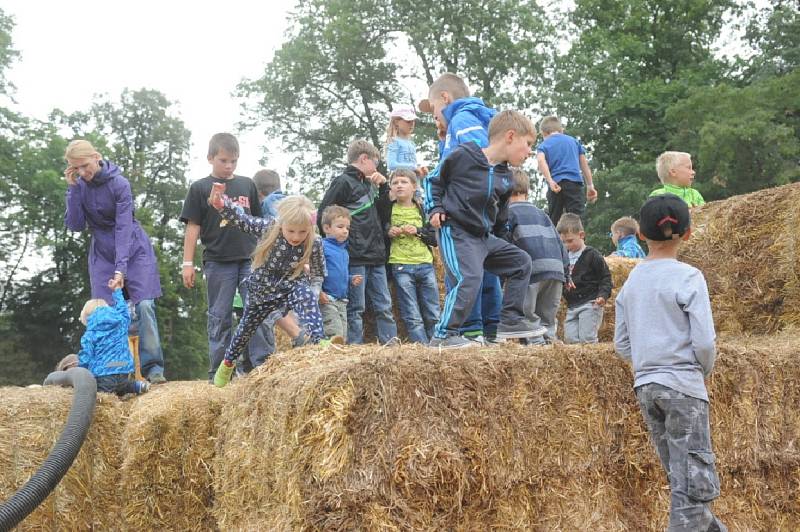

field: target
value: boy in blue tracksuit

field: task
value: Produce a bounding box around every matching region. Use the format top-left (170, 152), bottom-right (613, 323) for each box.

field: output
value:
top-left (427, 110), bottom-right (546, 349)
top-left (78, 287), bottom-right (149, 396)
top-left (610, 216), bottom-right (646, 258)
top-left (420, 72), bottom-right (502, 343)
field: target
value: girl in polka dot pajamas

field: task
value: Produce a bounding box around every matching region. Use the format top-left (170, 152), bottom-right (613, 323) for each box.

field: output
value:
top-left (209, 185), bottom-right (326, 387)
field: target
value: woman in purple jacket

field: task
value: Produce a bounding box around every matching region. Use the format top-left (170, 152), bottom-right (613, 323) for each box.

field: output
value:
top-left (64, 140), bottom-right (166, 383)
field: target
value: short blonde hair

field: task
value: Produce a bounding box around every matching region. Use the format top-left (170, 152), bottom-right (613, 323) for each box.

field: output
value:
top-left (390, 168), bottom-right (417, 186)
top-left (80, 298), bottom-right (109, 325)
top-left (510, 168), bottom-right (530, 196)
top-left (656, 151), bottom-right (691, 183)
top-left (64, 140), bottom-right (100, 161)
top-left (611, 216), bottom-right (639, 236)
top-left (556, 213), bottom-right (583, 234)
top-left (488, 110), bottom-right (536, 141)
top-left (428, 73), bottom-right (470, 101)
top-left (321, 205), bottom-right (350, 227)
top-left (346, 139), bottom-right (380, 164)
top-left (539, 116), bottom-right (563, 135)
top-left (253, 169), bottom-right (281, 196)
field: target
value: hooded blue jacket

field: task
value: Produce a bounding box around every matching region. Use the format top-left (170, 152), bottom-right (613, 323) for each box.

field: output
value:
top-left (322, 237), bottom-right (350, 300)
top-left (78, 288), bottom-right (134, 377)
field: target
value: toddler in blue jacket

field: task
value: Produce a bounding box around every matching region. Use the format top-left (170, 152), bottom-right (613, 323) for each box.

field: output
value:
top-left (78, 288), bottom-right (149, 396)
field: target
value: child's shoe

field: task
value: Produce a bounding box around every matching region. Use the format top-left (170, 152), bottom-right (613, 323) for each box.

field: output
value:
top-left (428, 335), bottom-right (473, 349)
top-left (291, 330), bottom-right (308, 348)
top-left (213, 360), bottom-right (235, 388)
top-left (496, 319), bottom-right (547, 340)
top-left (134, 380), bottom-right (150, 394)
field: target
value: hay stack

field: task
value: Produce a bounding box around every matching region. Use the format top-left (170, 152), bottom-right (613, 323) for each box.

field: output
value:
top-left (0, 387), bottom-right (126, 530)
top-left (680, 182), bottom-right (800, 334)
top-left (212, 339), bottom-right (800, 530)
top-left (119, 381), bottom-right (227, 530)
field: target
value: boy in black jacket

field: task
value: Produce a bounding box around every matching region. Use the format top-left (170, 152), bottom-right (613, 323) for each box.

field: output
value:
top-left (556, 213), bottom-right (612, 343)
top-left (427, 110), bottom-right (546, 349)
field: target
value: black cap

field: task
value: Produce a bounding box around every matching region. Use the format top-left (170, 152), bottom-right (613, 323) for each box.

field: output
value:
top-left (639, 194), bottom-right (691, 241)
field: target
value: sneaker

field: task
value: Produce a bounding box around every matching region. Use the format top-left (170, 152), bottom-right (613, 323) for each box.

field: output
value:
top-left (134, 380), bottom-right (150, 394)
top-left (496, 320), bottom-right (547, 340)
top-left (147, 372), bottom-right (167, 385)
top-left (383, 337), bottom-right (401, 347)
top-left (428, 335), bottom-right (474, 349)
top-left (484, 336), bottom-right (506, 345)
top-left (466, 335), bottom-right (486, 346)
top-left (292, 330), bottom-right (308, 348)
top-left (213, 361), bottom-right (235, 388)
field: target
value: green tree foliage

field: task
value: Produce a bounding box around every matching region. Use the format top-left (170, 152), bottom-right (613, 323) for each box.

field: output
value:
top-left (743, 0), bottom-right (800, 81)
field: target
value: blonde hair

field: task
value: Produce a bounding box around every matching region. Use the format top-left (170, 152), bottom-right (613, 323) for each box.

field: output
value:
top-left (347, 139), bottom-right (380, 164)
top-left (428, 73), bottom-right (470, 101)
top-left (656, 151), bottom-right (691, 183)
top-left (539, 116), bottom-right (563, 135)
top-left (251, 195), bottom-right (316, 278)
top-left (65, 139), bottom-right (100, 161)
top-left (611, 216), bottom-right (639, 236)
top-left (80, 298), bottom-right (109, 325)
top-left (488, 110), bottom-right (536, 141)
top-left (510, 168), bottom-right (530, 196)
top-left (384, 117), bottom-right (401, 159)
top-left (556, 213), bottom-right (584, 234)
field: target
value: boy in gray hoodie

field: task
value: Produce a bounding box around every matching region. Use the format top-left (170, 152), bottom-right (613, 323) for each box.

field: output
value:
top-left (614, 194), bottom-right (726, 532)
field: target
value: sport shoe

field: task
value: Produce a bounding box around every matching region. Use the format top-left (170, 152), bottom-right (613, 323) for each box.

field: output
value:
top-left (383, 337), bottom-right (401, 347)
top-left (496, 320), bottom-right (547, 340)
top-left (428, 335), bottom-right (474, 349)
top-left (147, 372), bottom-right (167, 385)
top-left (213, 361), bottom-right (235, 388)
top-left (134, 380), bottom-right (150, 394)
top-left (466, 335), bottom-right (486, 346)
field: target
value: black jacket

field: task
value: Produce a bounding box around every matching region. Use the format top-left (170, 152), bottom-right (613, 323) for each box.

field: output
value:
top-left (317, 165), bottom-right (390, 266)
top-left (563, 246), bottom-right (613, 308)
top-left (425, 142), bottom-right (512, 237)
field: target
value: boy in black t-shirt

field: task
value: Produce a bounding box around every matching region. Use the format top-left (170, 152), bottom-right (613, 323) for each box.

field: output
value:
top-left (180, 133), bottom-right (277, 381)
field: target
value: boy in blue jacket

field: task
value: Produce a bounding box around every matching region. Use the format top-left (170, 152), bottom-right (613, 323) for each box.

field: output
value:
top-left (419, 72), bottom-right (502, 343)
top-left (79, 287), bottom-right (149, 396)
top-left (427, 110), bottom-right (546, 348)
top-left (319, 205), bottom-right (362, 341)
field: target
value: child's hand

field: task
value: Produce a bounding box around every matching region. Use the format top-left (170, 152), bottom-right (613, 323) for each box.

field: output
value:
top-left (208, 182), bottom-right (226, 210)
top-left (107, 272), bottom-right (124, 290)
top-left (351, 274), bottom-right (363, 287)
top-left (303, 264), bottom-right (310, 275)
top-left (182, 265), bottom-right (196, 288)
top-left (65, 166), bottom-right (79, 186)
top-left (548, 180), bottom-right (561, 193)
top-left (388, 226), bottom-right (402, 238)
top-left (368, 172), bottom-right (387, 186)
top-left (586, 185), bottom-right (598, 204)
top-left (402, 225), bottom-right (417, 235)
top-left (319, 292), bottom-right (330, 305)
top-left (593, 296), bottom-right (606, 307)
top-left (430, 212), bottom-right (446, 228)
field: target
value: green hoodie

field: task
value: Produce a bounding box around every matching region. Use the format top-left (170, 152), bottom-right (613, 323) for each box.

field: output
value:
top-left (649, 182), bottom-right (705, 207)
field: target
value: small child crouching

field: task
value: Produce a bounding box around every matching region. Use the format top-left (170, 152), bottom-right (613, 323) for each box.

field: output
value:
top-left (609, 216), bottom-right (645, 258)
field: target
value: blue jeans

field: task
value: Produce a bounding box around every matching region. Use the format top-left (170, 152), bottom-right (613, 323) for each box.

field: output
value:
top-left (204, 260), bottom-right (275, 380)
top-left (391, 264), bottom-right (440, 343)
top-left (347, 264), bottom-right (397, 344)
top-left (133, 299), bottom-right (165, 379)
top-left (444, 271), bottom-right (501, 336)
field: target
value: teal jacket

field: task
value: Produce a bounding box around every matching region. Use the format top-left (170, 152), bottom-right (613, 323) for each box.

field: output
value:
top-left (78, 288), bottom-right (134, 377)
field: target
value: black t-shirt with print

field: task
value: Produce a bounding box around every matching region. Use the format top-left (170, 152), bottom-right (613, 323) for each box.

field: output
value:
top-left (179, 175), bottom-right (263, 262)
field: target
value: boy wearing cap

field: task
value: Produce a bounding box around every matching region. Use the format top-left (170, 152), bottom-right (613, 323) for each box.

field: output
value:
top-left (614, 194), bottom-right (726, 532)
top-left (650, 151), bottom-right (705, 207)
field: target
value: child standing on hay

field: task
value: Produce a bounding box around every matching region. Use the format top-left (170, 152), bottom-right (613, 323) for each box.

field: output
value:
top-left (650, 151), bottom-right (705, 207)
top-left (319, 205), bottom-right (362, 341)
top-left (78, 288), bottom-right (149, 396)
top-left (501, 168), bottom-right (571, 345)
top-left (556, 213), bottom-right (612, 344)
top-left (209, 189), bottom-right (329, 388)
top-left (615, 194), bottom-right (726, 532)
top-left (609, 217), bottom-right (646, 258)
top-left (385, 105), bottom-right (428, 177)
top-left (427, 110), bottom-right (547, 348)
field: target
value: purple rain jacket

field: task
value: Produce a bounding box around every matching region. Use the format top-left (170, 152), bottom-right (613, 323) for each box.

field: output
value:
top-left (64, 160), bottom-right (162, 304)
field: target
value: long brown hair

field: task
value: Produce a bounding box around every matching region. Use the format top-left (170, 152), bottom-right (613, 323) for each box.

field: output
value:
top-left (251, 195), bottom-right (316, 279)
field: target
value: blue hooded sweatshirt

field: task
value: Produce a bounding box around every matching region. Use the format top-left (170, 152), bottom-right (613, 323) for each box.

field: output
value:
top-left (79, 288), bottom-right (134, 378)
top-left (322, 237), bottom-right (350, 300)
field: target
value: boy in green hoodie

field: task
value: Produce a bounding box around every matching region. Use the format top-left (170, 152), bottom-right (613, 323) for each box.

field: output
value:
top-left (650, 151), bottom-right (705, 207)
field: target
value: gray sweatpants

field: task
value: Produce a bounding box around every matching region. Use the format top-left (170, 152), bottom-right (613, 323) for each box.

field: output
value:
top-left (564, 300), bottom-right (603, 343)
top-left (523, 279), bottom-right (563, 345)
top-left (320, 298), bottom-right (348, 339)
top-left (636, 383), bottom-right (727, 532)
top-left (435, 224), bottom-right (531, 337)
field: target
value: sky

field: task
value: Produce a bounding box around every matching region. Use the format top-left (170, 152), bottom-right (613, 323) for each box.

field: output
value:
top-left (3, 0), bottom-right (297, 183)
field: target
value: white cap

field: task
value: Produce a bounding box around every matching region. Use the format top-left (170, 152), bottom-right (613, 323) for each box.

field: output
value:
top-left (389, 105), bottom-right (418, 121)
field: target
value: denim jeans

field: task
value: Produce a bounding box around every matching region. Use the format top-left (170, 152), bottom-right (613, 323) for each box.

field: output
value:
top-left (204, 260), bottom-right (275, 380)
top-left (347, 264), bottom-right (397, 344)
top-left (96, 373), bottom-right (139, 396)
top-left (444, 271), bottom-right (501, 337)
top-left (391, 263), bottom-right (440, 343)
top-left (132, 299), bottom-right (165, 379)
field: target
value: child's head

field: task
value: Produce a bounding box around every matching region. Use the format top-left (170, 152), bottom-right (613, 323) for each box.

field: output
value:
top-left (510, 168), bottom-right (530, 198)
top-left (638, 194), bottom-right (691, 249)
top-left (390, 169), bottom-right (418, 203)
top-left (65, 140), bottom-right (102, 181)
top-left (387, 105), bottom-right (418, 138)
top-left (207, 133), bottom-right (239, 179)
top-left (80, 298), bottom-right (109, 326)
top-left (656, 151), bottom-right (695, 188)
top-left (556, 213), bottom-right (585, 252)
top-left (487, 110), bottom-right (537, 166)
top-left (610, 217), bottom-right (639, 246)
top-left (423, 73), bottom-right (470, 126)
top-left (539, 116), bottom-right (564, 137)
top-left (321, 205), bottom-right (351, 243)
top-left (347, 139), bottom-right (381, 176)
top-left (253, 169), bottom-right (281, 199)
top-left (56, 354), bottom-right (79, 372)
top-left (252, 195), bottom-right (317, 277)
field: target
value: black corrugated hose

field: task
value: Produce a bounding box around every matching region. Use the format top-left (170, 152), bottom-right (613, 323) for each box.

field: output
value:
top-left (0, 367), bottom-right (97, 531)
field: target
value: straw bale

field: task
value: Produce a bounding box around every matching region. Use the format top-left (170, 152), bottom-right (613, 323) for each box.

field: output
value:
top-left (211, 338), bottom-right (800, 530)
top-left (680, 182), bottom-right (800, 334)
top-left (0, 386), bottom-right (126, 530)
top-left (119, 381), bottom-right (227, 530)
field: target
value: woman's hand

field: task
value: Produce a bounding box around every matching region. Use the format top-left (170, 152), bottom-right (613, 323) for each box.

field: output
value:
top-left (108, 272), bottom-right (124, 290)
top-left (65, 166), bottom-right (79, 186)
